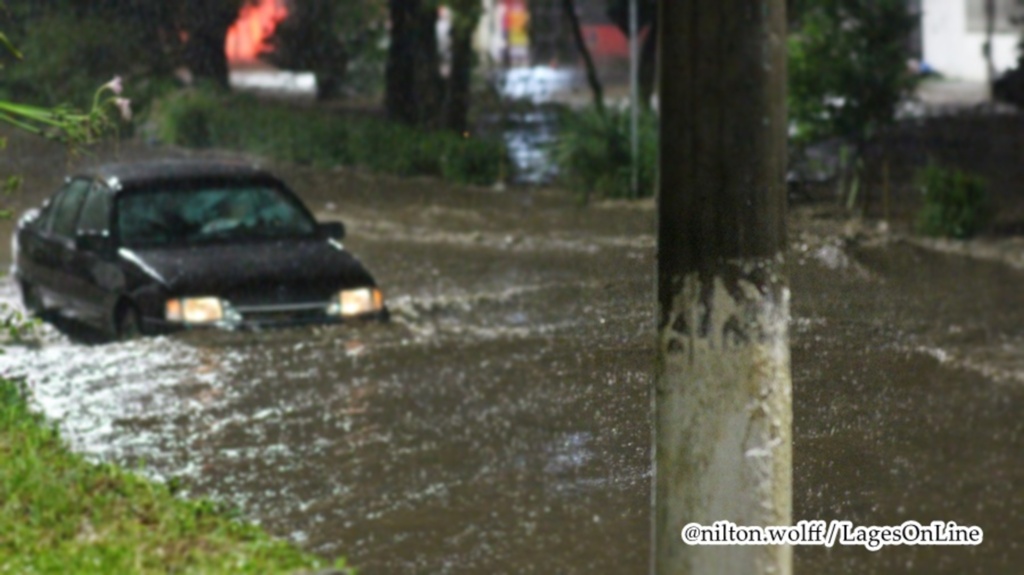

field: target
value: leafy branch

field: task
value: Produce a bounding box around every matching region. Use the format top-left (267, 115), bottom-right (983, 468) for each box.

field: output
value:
top-left (0, 76), bottom-right (131, 148)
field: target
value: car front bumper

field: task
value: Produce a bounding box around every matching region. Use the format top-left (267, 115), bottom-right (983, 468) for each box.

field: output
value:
top-left (141, 306), bottom-right (389, 334)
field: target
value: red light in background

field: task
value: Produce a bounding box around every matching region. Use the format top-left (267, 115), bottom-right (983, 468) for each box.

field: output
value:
top-left (226, 0), bottom-right (287, 62)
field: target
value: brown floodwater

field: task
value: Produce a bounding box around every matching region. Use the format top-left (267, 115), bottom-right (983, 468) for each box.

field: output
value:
top-left (1, 133), bottom-right (1022, 573)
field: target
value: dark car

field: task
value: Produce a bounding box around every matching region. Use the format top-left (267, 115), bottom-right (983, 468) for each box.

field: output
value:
top-left (12, 159), bottom-right (387, 339)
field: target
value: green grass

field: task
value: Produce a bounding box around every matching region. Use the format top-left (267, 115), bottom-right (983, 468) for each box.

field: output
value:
top-left (0, 377), bottom-right (351, 574)
top-left (149, 90), bottom-right (507, 187)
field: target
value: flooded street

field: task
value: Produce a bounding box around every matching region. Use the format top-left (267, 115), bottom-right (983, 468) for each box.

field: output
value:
top-left (2, 135), bottom-right (1023, 573)
top-left (788, 227), bottom-right (1024, 572)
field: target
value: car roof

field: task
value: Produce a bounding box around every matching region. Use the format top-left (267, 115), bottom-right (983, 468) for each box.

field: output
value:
top-left (74, 159), bottom-right (276, 192)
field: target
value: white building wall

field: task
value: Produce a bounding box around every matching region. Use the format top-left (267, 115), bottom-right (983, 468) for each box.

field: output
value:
top-left (922, 0), bottom-right (1021, 80)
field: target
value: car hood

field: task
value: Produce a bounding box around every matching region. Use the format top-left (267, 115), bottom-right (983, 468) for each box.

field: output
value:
top-left (119, 239), bottom-right (376, 299)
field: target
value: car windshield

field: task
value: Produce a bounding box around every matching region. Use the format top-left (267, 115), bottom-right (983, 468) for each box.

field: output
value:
top-left (117, 183), bottom-right (317, 248)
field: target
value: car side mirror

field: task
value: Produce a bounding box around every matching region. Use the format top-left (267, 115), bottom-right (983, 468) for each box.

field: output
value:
top-left (319, 221), bottom-right (345, 240)
top-left (75, 231), bottom-right (114, 256)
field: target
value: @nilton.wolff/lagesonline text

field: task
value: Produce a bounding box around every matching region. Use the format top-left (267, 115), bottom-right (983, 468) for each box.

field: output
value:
top-left (681, 520), bottom-right (983, 551)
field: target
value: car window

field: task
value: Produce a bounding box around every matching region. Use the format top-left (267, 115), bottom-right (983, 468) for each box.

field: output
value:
top-left (117, 183), bottom-right (317, 248)
top-left (76, 182), bottom-right (113, 236)
top-left (34, 182), bottom-right (74, 232)
top-left (49, 179), bottom-right (91, 238)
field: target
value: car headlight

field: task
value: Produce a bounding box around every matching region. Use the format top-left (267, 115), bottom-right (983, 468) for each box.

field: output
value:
top-left (166, 297), bottom-right (224, 324)
top-left (334, 288), bottom-right (384, 317)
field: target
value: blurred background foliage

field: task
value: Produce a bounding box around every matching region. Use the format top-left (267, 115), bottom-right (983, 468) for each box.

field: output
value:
top-left (1, 0), bottom-right (215, 110)
top-left (260, 0), bottom-right (388, 100)
top-left (787, 0), bottom-right (920, 147)
top-left (1, 0), bottom-right (985, 234)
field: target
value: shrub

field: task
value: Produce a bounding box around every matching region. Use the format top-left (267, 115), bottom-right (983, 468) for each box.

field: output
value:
top-left (149, 89), bottom-right (221, 148)
top-left (914, 165), bottom-right (991, 239)
top-left (442, 135), bottom-right (506, 185)
top-left (554, 106), bottom-right (657, 200)
top-left (148, 90), bottom-right (506, 186)
top-left (350, 121), bottom-right (443, 176)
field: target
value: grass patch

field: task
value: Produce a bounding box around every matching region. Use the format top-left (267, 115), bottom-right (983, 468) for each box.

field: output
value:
top-left (149, 90), bottom-right (506, 187)
top-left (0, 377), bottom-right (350, 574)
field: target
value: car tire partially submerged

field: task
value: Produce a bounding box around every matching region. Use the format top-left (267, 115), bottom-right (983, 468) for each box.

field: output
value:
top-left (116, 305), bottom-right (143, 341)
top-left (18, 280), bottom-right (43, 315)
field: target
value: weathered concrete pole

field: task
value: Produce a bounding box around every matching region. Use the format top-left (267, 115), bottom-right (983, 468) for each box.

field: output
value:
top-left (654, 0), bottom-right (791, 573)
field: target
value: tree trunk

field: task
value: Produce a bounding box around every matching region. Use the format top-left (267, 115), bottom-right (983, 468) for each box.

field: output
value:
top-left (264, 0), bottom-right (349, 101)
top-left (412, 6), bottom-right (443, 127)
top-left (562, 0), bottom-right (604, 114)
top-left (182, 1), bottom-right (242, 89)
top-left (655, 0), bottom-right (791, 573)
top-left (184, 27), bottom-right (232, 88)
top-left (445, 22), bottom-right (475, 134)
top-left (386, 0), bottom-right (418, 124)
top-left (386, 0), bottom-right (442, 126)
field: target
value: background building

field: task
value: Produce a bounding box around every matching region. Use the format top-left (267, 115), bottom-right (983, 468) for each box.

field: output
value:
top-left (922, 0), bottom-right (1024, 80)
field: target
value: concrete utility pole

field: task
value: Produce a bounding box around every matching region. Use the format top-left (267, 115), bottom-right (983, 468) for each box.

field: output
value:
top-left (654, 0), bottom-right (791, 573)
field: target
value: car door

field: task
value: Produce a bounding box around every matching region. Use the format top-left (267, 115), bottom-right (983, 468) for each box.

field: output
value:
top-left (67, 181), bottom-right (122, 326)
top-left (15, 190), bottom-right (61, 300)
top-left (35, 178), bottom-right (91, 317)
